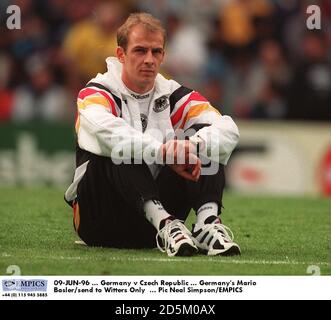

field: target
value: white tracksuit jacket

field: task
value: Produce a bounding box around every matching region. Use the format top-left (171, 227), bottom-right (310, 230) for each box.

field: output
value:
top-left (65, 57), bottom-right (239, 203)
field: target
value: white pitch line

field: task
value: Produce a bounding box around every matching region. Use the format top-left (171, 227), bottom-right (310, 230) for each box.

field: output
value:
top-left (2, 252), bottom-right (330, 266)
top-left (57, 256), bottom-right (331, 266)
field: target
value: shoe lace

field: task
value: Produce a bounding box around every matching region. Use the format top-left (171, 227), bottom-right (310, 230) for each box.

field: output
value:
top-left (156, 219), bottom-right (191, 252)
top-left (203, 223), bottom-right (235, 242)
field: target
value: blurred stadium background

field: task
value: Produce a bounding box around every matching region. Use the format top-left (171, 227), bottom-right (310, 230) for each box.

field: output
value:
top-left (0, 0), bottom-right (330, 195)
top-left (0, 0), bottom-right (330, 275)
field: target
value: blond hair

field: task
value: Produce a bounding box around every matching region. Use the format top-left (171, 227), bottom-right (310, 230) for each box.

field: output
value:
top-left (117, 13), bottom-right (166, 51)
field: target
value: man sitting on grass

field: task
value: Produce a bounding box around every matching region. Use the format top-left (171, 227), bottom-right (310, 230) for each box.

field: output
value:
top-left (65, 13), bottom-right (240, 257)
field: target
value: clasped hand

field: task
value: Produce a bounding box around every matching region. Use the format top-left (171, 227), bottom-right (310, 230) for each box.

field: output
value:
top-left (161, 139), bottom-right (201, 182)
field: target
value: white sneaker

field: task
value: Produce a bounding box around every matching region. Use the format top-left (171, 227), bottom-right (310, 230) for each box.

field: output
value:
top-left (156, 219), bottom-right (198, 257)
top-left (192, 217), bottom-right (241, 256)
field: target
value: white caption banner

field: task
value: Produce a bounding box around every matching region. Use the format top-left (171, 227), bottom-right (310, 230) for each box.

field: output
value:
top-left (0, 276), bottom-right (330, 300)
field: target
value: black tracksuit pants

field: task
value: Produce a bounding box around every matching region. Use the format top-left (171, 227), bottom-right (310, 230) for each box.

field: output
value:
top-left (74, 154), bottom-right (225, 249)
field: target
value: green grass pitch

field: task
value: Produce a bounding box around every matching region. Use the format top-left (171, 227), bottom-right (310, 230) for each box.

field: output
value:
top-left (0, 187), bottom-right (330, 275)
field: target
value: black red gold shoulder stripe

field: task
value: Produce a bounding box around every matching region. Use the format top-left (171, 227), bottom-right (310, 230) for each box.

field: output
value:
top-left (169, 86), bottom-right (193, 113)
top-left (86, 82), bottom-right (122, 112)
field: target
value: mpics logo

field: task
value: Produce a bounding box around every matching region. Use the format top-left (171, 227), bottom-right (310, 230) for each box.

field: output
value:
top-left (3, 280), bottom-right (17, 289)
top-left (2, 279), bottom-right (48, 292)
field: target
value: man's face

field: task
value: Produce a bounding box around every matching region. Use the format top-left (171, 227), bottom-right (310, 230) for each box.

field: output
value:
top-left (117, 24), bottom-right (165, 93)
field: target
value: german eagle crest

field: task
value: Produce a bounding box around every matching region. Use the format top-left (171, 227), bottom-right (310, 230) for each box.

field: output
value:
top-left (153, 96), bottom-right (169, 113)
